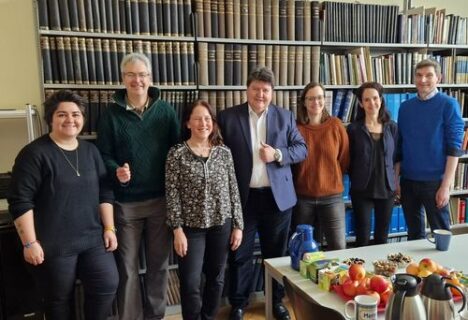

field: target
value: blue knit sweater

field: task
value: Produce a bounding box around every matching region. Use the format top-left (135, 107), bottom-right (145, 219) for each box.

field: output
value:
top-left (397, 92), bottom-right (464, 181)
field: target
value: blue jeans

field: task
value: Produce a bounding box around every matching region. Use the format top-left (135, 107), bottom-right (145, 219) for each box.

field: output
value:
top-left (229, 188), bottom-right (291, 308)
top-left (292, 194), bottom-right (346, 250)
top-left (178, 220), bottom-right (232, 320)
top-left (400, 178), bottom-right (451, 240)
top-left (31, 245), bottom-right (118, 320)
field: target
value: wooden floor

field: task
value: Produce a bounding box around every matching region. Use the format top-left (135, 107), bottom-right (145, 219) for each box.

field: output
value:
top-left (166, 299), bottom-right (294, 320)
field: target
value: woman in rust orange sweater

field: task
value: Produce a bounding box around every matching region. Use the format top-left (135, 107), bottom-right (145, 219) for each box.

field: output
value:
top-left (292, 82), bottom-right (350, 250)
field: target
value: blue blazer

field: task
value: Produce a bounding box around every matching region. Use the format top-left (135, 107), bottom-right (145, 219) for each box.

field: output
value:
top-left (218, 103), bottom-right (307, 211)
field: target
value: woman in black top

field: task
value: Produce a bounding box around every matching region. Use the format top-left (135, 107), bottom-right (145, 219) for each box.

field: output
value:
top-left (347, 82), bottom-right (398, 247)
top-left (8, 90), bottom-right (118, 319)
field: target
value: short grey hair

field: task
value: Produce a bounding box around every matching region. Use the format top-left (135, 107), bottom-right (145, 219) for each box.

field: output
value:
top-left (120, 53), bottom-right (152, 75)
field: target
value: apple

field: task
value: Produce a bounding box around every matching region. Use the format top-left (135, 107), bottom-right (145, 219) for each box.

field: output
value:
top-left (342, 279), bottom-right (359, 297)
top-left (419, 258), bottom-right (438, 273)
top-left (406, 262), bottom-right (420, 276)
top-left (356, 279), bottom-right (369, 295)
top-left (369, 275), bottom-right (390, 293)
top-left (379, 288), bottom-right (392, 306)
top-left (349, 263), bottom-right (366, 281)
top-left (418, 269), bottom-right (432, 278)
top-left (365, 290), bottom-right (381, 305)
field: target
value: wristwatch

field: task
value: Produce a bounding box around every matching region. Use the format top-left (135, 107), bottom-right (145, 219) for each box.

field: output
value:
top-left (274, 149), bottom-right (281, 162)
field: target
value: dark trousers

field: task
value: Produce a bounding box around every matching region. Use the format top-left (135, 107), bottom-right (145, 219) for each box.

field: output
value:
top-left (351, 195), bottom-right (394, 247)
top-left (178, 220), bottom-right (232, 320)
top-left (292, 195), bottom-right (346, 250)
top-left (229, 188), bottom-right (291, 308)
top-left (400, 178), bottom-right (451, 240)
top-left (31, 245), bottom-right (119, 320)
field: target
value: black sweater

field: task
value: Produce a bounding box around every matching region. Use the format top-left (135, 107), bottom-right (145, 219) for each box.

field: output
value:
top-left (8, 135), bottom-right (114, 257)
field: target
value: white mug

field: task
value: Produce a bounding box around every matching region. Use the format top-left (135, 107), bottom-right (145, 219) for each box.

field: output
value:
top-left (344, 294), bottom-right (379, 320)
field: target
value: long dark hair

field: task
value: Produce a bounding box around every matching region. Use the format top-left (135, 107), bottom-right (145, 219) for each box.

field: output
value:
top-left (354, 82), bottom-right (390, 123)
top-left (297, 82), bottom-right (330, 125)
top-left (181, 100), bottom-right (223, 146)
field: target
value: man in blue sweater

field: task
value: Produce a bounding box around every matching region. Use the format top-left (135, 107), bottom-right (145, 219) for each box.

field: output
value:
top-left (397, 59), bottom-right (464, 240)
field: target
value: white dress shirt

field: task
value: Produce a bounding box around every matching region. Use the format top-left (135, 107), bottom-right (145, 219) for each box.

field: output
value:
top-left (248, 105), bottom-right (271, 188)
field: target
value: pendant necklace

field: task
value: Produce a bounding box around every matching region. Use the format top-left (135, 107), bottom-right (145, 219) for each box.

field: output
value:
top-left (57, 146), bottom-right (80, 176)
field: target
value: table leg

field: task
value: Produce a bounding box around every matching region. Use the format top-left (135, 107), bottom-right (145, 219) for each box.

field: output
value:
top-left (265, 269), bottom-right (273, 320)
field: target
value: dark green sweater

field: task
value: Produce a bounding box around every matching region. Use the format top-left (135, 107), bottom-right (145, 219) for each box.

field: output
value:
top-left (97, 87), bottom-right (180, 202)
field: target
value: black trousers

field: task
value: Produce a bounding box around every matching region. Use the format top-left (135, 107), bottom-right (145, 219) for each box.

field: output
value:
top-left (31, 245), bottom-right (119, 320)
top-left (351, 194), bottom-right (394, 247)
top-left (228, 188), bottom-right (292, 308)
top-left (178, 220), bottom-right (232, 320)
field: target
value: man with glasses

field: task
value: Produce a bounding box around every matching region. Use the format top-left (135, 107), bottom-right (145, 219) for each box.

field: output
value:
top-left (97, 53), bottom-right (179, 319)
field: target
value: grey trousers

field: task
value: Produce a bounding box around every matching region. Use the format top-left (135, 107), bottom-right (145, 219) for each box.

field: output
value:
top-left (115, 197), bottom-right (172, 320)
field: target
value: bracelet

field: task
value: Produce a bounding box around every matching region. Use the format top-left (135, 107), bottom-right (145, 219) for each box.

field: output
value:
top-left (24, 240), bottom-right (39, 249)
top-left (104, 226), bottom-right (117, 233)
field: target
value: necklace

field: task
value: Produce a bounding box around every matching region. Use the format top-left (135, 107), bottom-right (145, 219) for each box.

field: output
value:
top-left (57, 147), bottom-right (80, 176)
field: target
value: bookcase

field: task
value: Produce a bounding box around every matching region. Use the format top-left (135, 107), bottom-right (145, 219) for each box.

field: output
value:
top-left (33, 0), bottom-right (468, 314)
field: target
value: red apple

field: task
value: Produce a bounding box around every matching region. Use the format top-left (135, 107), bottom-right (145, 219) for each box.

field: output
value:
top-left (370, 275), bottom-right (390, 294)
top-left (342, 279), bottom-right (359, 297)
top-left (419, 258), bottom-right (438, 273)
top-left (356, 279), bottom-right (369, 295)
top-left (379, 288), bottom-right (392, 306)
top-left (349, 263), bottom-right (366, 281)
top-left (365, 290), bottom-right (381, 305)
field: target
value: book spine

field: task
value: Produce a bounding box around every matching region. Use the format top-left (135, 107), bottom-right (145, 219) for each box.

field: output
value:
top-left (287, 46), bottom-right (295, 84)
top-left (194, 0), bottom-right (204, 37)
top-left (173, 42), bottom-right (182, 85)
top-left (217, 0), bottom-right (225, 38)
top-left (86, 38), bottom-right (97, 84)
top-left (68, 0), bottom-right (80, 31)
top-left (295, 46), bottom-right (304, 85)
top-left (303, 46), bottom-right (311, 84)
top-left (165, 42), bottom-right (174, 85)
top-left (63, 37), bottom-right (75, 83)
top-left (102, 39), bottom-right (112, 85)
top-left (151, 42), bottom-right (160, 85)
top-left (208, 43), bottom-right (216, 85)
top-left (125, 40), bottom-right (134, 54)
top-left (119, 0), bottom-right (127, 33)
top-left (180, 42), bottom-right (189, 85)
top-left (198, 42), bottom-right (209, 85)
top-left (216, 43), bottom-right (225, 85)
top-left (92, 0), bottom-right (101, 32)
top-left (48, 0), bottom-right (62, 30)
top-left (248, 44), bottom-right (258, 74)
top-left (303, 0), bottom-right (311, 41)
top-left (148, 0), bottom-right (158, 35)
top-left (177, 0), bottom-right (185, 36)
top-left (203, 0), bottom-right (212, 38)
top-left (240, 0), bottom-right (248, 39)
top-left (40, 36), bottom-right (53, 84)
top-left (233, 0), bottom-right (241, 39)
top-left (133, 39), bottom-right (143, 53)
top-left (105, 0), bottom-right (114, 33)
top-left (37, 0), bottom-right (49, 30)
top-left (265, 45), bottom-right (273, 70)
top-left (225, 0), bottom-right (234, 39)
top-left (99, 0), bottom-right (107, 32)
top-left (241, 45), bottom-right (248, 84)
top-left (183, 0), bottom-right (192, 36)
top-left (111, 0), bottom-right (120, 33)
top-left (85, 0), bottom-right (94, 32)
top-left (157, 42), bottom-right (167, 85)
top-left (117, 40), bottom-right (126, 80)
top-left (279, 45), bottom-right (287, 86)
top-left (187, 42), bottom-right (195, 85)
top-left (94, 39), bottom-right (105, 85)
top-left (109, 39), bottom-right (119, 84)
top-left (169, 0), bottom-right (178, 36)
top-left (286, 0), bottom-right (294, 40)
top-left (78, 38), bottom-right (90, 84)
top-left (248, 0), bottom-right (256, 39)
top-left (256, 0), bottom-right (263, 40)
top-left (77, 0), bottom-right (87, 31)
top-left (162, 0), bottom-right (171, 36)
top-left (224, 44), bottom-right (233, 86)
top-left (139, 0), bottom-right (150, 35)
top-left (311, 1), bottom-right (320, 41)
top-left (278, 0), bottom-right (287, 40)
top-left (130, 0), bottom-right (140, 34)
top-left (295, 0), bottom-right (304, 41)
top-left (56, 37), bottom-right (68, 83)
top-left (232, 44), bottom-right (242, 85)
top-left (257, 45), bottom-right (266, 68)
top-left (125, 0), bottom-right (133, 34)
top-left (70, 37), bottom-right (83, 84)
top-left (156, 0), bottom-right (163, 35)
top-left (263, 0), bottom-right (272, 40)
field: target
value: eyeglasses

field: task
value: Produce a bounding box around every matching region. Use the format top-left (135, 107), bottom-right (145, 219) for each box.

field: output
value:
top-left (304, 95), bottom-right (324, 103)
top-left (124, 72), bottom-right (150, 79)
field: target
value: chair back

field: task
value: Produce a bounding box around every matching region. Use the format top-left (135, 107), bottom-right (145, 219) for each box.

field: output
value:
top-left (283, 275), bottom-right (346, 320)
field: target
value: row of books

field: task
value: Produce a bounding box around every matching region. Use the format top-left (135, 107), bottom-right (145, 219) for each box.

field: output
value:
top-left (442, 89), bottom-right (468, 118)
top-left (194, 0), bottom-right (321, 41)
top-left (41, 36), bottom-right (196, 86)
top-left (198, 43), bottom-right (320, 86)
top-left (448, 197), bottom-right (468, 226)
top-left (345, 206), bottom-right (408, 238)
top-left (453, 163), bottom-right (468, 192)
top-left (419, 7), bottom-right (468, 45)
top-left (37, 0), bottom-right (192, 36)
top-left (44, 89), bottom-right (197, 135)
top-left (318, 49), bottom-right (467, 86)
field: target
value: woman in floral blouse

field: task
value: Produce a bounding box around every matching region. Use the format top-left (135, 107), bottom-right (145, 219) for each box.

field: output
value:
top-left (165, 100), bottom-right (243, 320)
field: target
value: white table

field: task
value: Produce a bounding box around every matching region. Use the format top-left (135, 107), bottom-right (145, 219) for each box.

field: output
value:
top-left (264, 234), bottom-right (468, 320)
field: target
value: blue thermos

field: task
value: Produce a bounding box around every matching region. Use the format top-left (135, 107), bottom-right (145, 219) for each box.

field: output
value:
top-left (289, 224), bottom-right (318, 270)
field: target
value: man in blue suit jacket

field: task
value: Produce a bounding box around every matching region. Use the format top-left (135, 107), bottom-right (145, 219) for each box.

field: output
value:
top-left (218, 67), bottom-right (307, 320)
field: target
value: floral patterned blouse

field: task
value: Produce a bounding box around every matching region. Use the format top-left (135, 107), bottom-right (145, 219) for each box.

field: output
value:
top-left (165, 142), bottom-right (244, 230)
